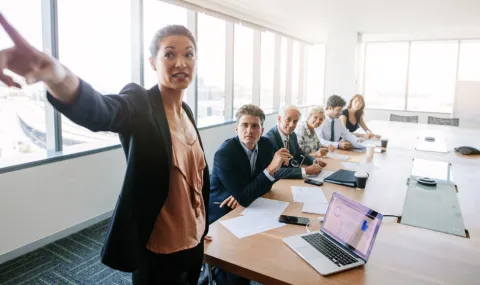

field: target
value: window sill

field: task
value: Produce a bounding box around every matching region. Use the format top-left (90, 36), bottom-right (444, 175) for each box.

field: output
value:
top-left (0, 110), bottom-right (285, 175)
top-left (365, 107), bottom-right (452, 115)
top-left (0, 139), bottom-right (122, 175)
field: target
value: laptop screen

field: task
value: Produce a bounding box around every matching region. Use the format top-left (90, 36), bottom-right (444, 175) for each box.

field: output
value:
top-left (321, 193), bottom-right (383, 261)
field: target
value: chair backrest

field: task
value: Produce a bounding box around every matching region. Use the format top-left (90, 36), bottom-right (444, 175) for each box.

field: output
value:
top-left (390, 114), bottom-right (419, 123)
top-left (428, 116), bottom-right (460, 127)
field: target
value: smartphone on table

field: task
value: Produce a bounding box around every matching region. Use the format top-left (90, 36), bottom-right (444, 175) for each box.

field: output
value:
top-left (278, 215), bottom-right (310, 226)
top-left (304, 179), bottom-right (323, 186)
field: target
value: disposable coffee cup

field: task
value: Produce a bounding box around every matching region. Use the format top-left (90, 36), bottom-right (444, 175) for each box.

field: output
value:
top-left (381, 138), bottom-right (389, 148)
top-left (354, 172), bottom-right (369, 189)
top-left (366, 144), bottom-right (375, 158)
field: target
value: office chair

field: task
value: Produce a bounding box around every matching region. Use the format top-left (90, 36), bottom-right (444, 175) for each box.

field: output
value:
top-left (390, 114), bottom-right (419, 123)
top-left (428, 116), bottom-right (460, 127)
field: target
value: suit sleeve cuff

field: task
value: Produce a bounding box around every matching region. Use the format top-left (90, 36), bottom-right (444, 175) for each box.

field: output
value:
top-left (263, 169), bottom-right (275, 182)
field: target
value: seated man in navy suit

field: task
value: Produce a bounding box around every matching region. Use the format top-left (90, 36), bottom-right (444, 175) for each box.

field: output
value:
top-left (209, 104), bottom-right (292, 285)
top-left (265, 105), bottom-right (326, 179)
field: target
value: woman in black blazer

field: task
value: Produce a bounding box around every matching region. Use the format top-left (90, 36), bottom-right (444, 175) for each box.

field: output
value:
top-left (0, 14), bottom-right (210, 285)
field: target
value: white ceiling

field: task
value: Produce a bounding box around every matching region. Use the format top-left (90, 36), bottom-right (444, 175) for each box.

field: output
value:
top-left (185, 0), bottom-right (480, 42)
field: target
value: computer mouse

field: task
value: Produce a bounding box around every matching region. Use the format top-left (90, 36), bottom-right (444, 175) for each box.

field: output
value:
top-left (455, 146), bottom-right (480, 155)
top-left (424, 136), bottom-right (435, 142)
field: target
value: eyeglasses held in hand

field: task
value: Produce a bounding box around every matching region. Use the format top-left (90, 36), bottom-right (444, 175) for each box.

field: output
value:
top-left (290, 154), bottom-right (305, 168)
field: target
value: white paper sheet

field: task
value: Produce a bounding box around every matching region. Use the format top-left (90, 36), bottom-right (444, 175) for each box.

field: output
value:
top-left (341, 162), bottom-right (360, 170)
top-left (241, 198), bottom-right (290, 217)
top-left (220, 214), bottom-right (286, 238)
top-left (291, 186), bottom-right (328, 204)
top-left (302, 203), bottom-right (329, 215)
top-left (326, 152), bottom-right (350, 161)
top-left (359, 139), bottom-right (381, 147)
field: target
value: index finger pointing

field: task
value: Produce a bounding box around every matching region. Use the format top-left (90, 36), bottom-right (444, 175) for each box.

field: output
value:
top-left (0, 13), bottom-right (29, 47)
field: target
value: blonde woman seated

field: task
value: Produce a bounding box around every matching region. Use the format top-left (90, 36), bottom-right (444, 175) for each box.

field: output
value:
top-left (294, 106), bottom-right (331, 158)
top-left (340, 94), bottom-right (380, 139)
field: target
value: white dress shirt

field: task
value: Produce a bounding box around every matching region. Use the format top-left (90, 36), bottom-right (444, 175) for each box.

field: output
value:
top-left (240, 142), bottom-right (275, 181)
top-left (315, 116), bottom-right (362, 149)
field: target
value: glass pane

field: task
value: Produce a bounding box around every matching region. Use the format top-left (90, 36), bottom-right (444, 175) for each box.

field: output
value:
top-left (143, 0), bottom-right (188, 89)
top-left (305, 44), bottom-right (326, 105)
top-left (233, 24), bottom-right (253, 114)
top-left (364, 42), bottom-right (409, 110)
top-left (291, 41), bottom-right (300, 106)
top-left (197, 14), bottom-right (226, 128)
top-left (407, 41), bottom-right (458, 113)
top-left (260, 31), bottom-right (275, 113)
top-left (58, 0), bottom-right (130, 147)
top-left (280, 37), bottom-right (287, 107)
top-left (0, 0), bottom-right (46, 159)
top-left (458, 40), bottom-right (480, 82)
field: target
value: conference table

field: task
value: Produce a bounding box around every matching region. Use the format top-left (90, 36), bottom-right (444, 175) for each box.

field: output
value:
top-left (204, 120), bottom-right (480, 285)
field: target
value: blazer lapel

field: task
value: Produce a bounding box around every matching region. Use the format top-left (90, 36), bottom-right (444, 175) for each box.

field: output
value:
top-left (273, 126), bottom-right (285, 150)
top-left (147, 85), bottom-right (172, 168)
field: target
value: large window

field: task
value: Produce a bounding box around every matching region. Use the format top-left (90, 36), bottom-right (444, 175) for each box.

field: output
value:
top-left (291, 41), bottom-right (300, 105)
top-left (143, 0), bottom-right (188, 89)
top-left (260, 31), bottom-right (275, 112)
top-left (407, 41), bottom-right (458, 112)
top-left (458, 40), bottom-right (480, 82)
top-left (363, 42), bottom-right (409, 110)
top-left (233, 24), bottom-right (253, 113)
top-left (279, 37), bottom-right (288, 107)
top-left (305, 44), bottom-right (326, 105)
top-left (58, 0), bottom-right (129, 147)
top-left (0, 0), bottom-right (46, 159)
top-left (197, 14), bottom-right (226, 127)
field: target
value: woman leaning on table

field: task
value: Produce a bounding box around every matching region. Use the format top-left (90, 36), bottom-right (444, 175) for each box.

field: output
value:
top-left (0, 14), bottom-right (211, 285)
top-left (340, 94), bottom-right (380, 139)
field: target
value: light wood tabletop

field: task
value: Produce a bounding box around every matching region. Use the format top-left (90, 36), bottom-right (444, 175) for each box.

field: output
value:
top-left (204, 121), bottom-right (480, 285)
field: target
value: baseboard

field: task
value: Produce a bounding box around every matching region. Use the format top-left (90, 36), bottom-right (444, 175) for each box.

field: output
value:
top-left (0, 210), bottom-right (113, 265)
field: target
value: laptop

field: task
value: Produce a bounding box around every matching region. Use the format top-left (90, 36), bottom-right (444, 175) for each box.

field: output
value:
top-left (283, 192), bottom-right (383, 276)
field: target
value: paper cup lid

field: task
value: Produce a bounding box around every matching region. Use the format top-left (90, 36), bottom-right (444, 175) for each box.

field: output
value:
top-left (354, 172), bottom-right (368, 178)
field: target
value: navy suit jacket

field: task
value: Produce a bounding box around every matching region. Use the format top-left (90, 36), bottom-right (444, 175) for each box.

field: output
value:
top-left (209, 136), bottom-right (277, 224)
top-left (264, 126), bottom-right (315, 179)
top-left (47, 81), bottom-right (209, 272)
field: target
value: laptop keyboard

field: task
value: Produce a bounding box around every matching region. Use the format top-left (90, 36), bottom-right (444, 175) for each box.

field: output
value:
top-left (302, 233), bottom-right (358, 267)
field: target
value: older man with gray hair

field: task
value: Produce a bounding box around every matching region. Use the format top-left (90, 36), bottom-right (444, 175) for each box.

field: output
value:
top-left (264, 105), bottom-right (327, 179)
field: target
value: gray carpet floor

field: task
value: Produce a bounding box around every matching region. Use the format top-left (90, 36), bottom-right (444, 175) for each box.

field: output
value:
top-left (0, 218), bottom-right (262, 285)
top-left (0, 218), bottom-right (131, 285)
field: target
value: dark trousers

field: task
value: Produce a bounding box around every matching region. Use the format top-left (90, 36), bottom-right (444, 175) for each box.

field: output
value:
top-left (132, 241), bottom-right (204, 285)
top-left (213, 267), bottom-right (250, 285)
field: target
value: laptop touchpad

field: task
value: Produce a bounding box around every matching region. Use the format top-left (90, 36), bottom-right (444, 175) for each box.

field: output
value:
top-left (297, 246), bottom-right (322, 260)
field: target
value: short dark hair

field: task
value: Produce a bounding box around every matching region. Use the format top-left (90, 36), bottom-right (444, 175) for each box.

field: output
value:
top-left (149, 25), bottom-right (197, 58)
top-left (326, 95), bottom-right (346, 109)
top-left (235, 104), bottom-right (266, 126)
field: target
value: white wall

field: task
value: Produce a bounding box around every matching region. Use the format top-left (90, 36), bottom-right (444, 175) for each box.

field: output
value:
top-left (0, 112), bottom-right (284, 263)
top-left (324, 30), bottom-right (358, 99)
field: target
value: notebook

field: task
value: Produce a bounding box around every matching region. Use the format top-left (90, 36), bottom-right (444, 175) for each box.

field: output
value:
top-left (323, 169), bottom-right (356, 187)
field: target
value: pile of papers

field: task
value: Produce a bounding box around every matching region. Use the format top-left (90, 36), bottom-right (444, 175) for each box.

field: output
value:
top-left (220, 198), bottom-right (289, 238)
top-left (291, 186), bottom-right (329, 215)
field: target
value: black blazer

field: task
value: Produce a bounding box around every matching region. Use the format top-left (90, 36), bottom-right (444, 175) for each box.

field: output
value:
top-left (47, 80), bottom-right (210, 272)
top-left (208, 136), bottom-right (277, 224)
top-left (264, 126), bottom-right (315, 179)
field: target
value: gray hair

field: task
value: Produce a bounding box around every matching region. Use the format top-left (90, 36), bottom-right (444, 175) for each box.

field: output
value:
top-left (326, 95), bottom-right (346, 109)
top-left (149, 25), bottom-right (197, 58)
top-left (279, 105), bottom-right (302, 119)
top-left (235, 104), bottom-right (266, 126)
top-left (307, 106), bottom-right (325, 118)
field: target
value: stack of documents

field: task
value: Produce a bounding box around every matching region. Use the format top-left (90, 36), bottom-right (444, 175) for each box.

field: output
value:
top-left (220, 198), bottom-right (289, 238)
top-left (326, 152), bottom-right (350, 161)
top-left (291, 186), bottom-right (329, 215)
